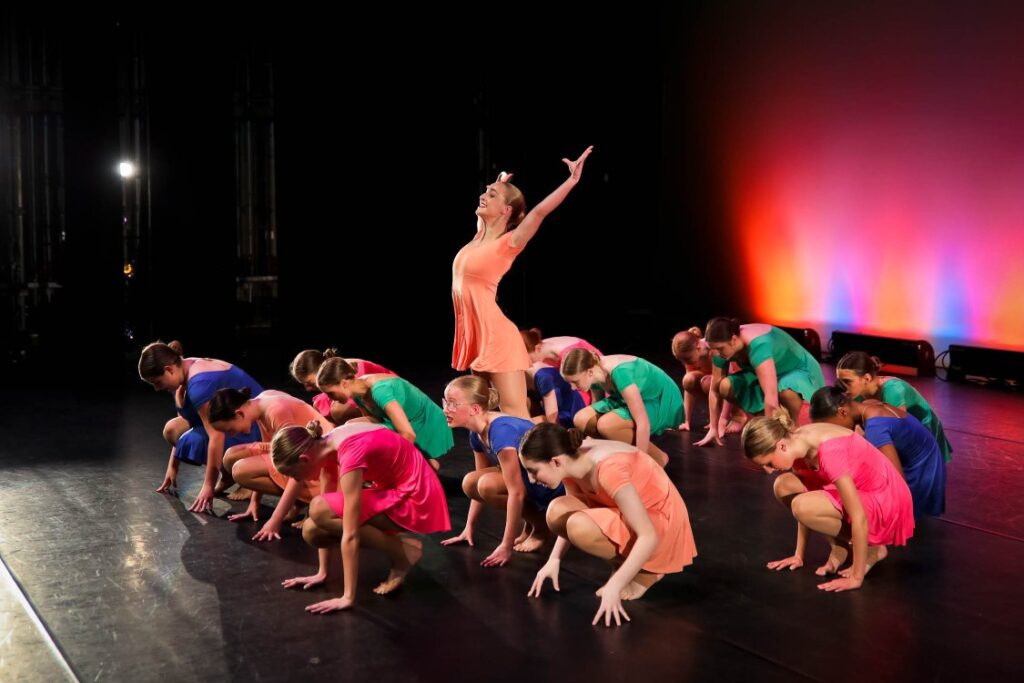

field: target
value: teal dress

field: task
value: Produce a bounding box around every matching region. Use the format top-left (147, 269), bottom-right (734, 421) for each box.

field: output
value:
top-left (712, 326), bottom-right (825, 414)
top-left (880, 378), bottom-right (953, 462)
top-left (590, 358), bottom-right (683, 434)
top-left (354, 377), bottom-right (454, 459)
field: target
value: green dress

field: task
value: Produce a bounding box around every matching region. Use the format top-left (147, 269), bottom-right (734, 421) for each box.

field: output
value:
top-left (712, 326), bottom-right (825, 414)
top-left (355, 378), bottom-right (454, 459)
top-left (590, 358), bottom-right (684, 434)
top-left (880, 378), bottom-right (953, 462)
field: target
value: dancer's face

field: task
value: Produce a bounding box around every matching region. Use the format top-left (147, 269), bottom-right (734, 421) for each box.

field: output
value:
top-left (298, 373), bottom-right (318, 393)
top-left (319, 381), bottom-right (350, 403)
top-left (520, 454), bottom-right (567, 489)
top-left (441, 386), bottom-right (477, 428)
top-left (146, 365), bottom-right (182, 392)
top-left (836, 370), bottom-right (874, 399)
top-left (211, 411), bottom-right (253, 436)
top-left (475, 183), bottom-right (510, 220)
top-left (563, 368), bottom-right (595, 392)
top-left (708, 335), bottom-right (743, 361)
top-left (749, 440), bottom-right (797, 474)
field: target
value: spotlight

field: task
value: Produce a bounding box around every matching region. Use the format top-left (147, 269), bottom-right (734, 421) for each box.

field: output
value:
top-left (829, 331), bottom-right (935, 377)
top-left (118, 161), bottom-right (137, 178)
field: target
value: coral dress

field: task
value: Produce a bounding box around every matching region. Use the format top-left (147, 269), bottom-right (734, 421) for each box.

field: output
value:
top-left (246, 390), bottom-right (335, 502)
top-left (452, 231), bottom-right (532, 373)
top-left (565, 450), bottom-right (697, 574)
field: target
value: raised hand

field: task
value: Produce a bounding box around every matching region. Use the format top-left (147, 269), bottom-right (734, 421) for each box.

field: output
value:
top-left (562, 145), bottom-right (594, 181)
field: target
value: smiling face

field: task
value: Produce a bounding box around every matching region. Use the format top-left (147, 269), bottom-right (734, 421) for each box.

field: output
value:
top-left (475, 183), bottom-right (511, 221)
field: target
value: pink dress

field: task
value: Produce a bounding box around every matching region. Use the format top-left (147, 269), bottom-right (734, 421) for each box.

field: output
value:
top-left (311, 359), bottom-right (394, 417)
top-left (321, 429), bottom-right (450, 533)
top-left (816, 433), bottom-right (915, 546)
top-left (451, 231), bottom-right (532, 373)
top-left (565, 451), bottom-right (697, 574)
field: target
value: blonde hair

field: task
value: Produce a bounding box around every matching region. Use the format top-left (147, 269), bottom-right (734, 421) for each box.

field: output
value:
top-left (741, 410), bottom-right (796, 458)
top-left (446, 375), bottom-right (500, 410)
top-left (316, 356), bottom-right (357, 387)
top-left (497, 181), bottom-right (526, 230)
top-left (271, 420), bottom-right (324, 471)
top-left (671, 327), bottom-right (703, 359)
top-left (561, 348), bottom-right (600, 376)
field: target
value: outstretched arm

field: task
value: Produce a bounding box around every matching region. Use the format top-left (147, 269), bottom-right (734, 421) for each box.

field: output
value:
top-left (508, 146), bottom-right (593, 249)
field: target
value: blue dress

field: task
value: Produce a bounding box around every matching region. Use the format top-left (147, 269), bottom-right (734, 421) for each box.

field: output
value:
top-left (534, 367), bottom-right (586, 429)
top-left (469, 416), bottom-right (565, 511)
top-left (863, 414), bottom-right (946, 517)
top-left (175, 366), bottom-right (264, 465)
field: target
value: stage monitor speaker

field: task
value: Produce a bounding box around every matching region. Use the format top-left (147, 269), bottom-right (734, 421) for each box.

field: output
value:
top-left (830, 331), bottom-right (935, 377)
top-left (947, 344), bottom-right (1024, 385)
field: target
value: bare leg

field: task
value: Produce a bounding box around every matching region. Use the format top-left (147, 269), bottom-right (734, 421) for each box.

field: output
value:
top-left (515, 503), bottom-right (551, 553)
top-left (621, 571), bottom-right (664, 600)
top-left (573, 407), bottom-right (600, 437)
top-left (220, 444), bottom-right (261, 499)
top-left (773, 472), bottom-right (809, 510)
top-left (485, 370), bottom-right (530, 419)
top-left (162, 417), bottom-right (189, 447)
top-left (790, 492), bottom-right (847, 574)
top-left (362, 514), bottom-right (423, 595)
top-left (565, 510), bottom-right (618, 561)
top-left (596, 413), bottom-right (667, 467)
top-left (545, 495), bottom-right (588, 538)
top-left (779, 389), bottom-right (804, 425)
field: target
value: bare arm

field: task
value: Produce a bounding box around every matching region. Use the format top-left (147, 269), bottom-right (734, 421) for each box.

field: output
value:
top-left (541, 391), bottom-right (560, 424)
top-left (382, 401), bottom-right (417, 445)
top-left (441, 450), bottom-right (492, 547)
top-left (190, 404), bottom-right (224, 513)
top-left (508, 146), bottom-right (593, 249)
top-left (339, 469), bottom-right (364, 602)
top-left (695, 364), bottom-right (726, 446)
top-left (753, 357), bottom-right (781, 416)
top-left (620, 384), bottom-right (652, 454)
top-left (593, 484), bottom-right (657, 626)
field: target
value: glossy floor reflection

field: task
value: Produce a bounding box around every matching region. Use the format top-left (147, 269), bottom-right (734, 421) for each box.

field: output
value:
top-left (1, 367), bottom-right (1022, 682)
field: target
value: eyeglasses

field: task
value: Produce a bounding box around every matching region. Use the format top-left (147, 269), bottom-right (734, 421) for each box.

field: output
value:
top-left (440, 398), bottom-right (470, 410)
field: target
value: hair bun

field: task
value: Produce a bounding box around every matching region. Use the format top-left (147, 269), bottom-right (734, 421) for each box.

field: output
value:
top-left (567, 428), bottom-right (586, 451)
top-left (323, 347), bottom-right (339, 359)
top-left (305, 420), bottom-right (324, 438)
top-left (168, 340), bottom-right (184, 355)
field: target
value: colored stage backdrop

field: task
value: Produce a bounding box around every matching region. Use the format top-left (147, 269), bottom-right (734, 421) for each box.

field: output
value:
top-left (687, 1), bottom-right (1024, 351)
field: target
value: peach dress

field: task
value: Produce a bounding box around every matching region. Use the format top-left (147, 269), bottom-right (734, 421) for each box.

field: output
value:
top-left (452, 231), bottom-right (532, 373)
top-left (564, 450), bottom-right (697, 574)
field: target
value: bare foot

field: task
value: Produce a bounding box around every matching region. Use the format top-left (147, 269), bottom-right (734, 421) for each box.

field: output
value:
top-left (514, 522), bottom-right (532, 546)
top-left (282, 503), bottom-right (307, 523)
top-left (815, 544), bottom-right (849, 576)
top-left (840, 545), bottom-right (888, 578)
top-left (620, 573), bottom-right (664, 600)
top-left (373, 538), bottom-right (424, 595)
top-left (291, 519), bottom-right (305, 529)
top-left (513, 531), bottom-right (549, 553)
top-left (227, 487), bottom-right (253, 501)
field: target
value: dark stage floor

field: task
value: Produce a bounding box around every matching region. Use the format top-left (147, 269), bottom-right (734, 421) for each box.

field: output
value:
top-left (2, 366), bottom-right (1023, 682)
